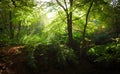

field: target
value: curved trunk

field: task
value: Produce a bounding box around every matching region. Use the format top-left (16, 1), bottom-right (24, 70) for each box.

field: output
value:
top-left (81, 0), bottom-right (94, 57)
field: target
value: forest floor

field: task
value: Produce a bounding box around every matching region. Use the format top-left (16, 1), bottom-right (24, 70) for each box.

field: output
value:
top-left (0, 45), bottom-right (120, 74)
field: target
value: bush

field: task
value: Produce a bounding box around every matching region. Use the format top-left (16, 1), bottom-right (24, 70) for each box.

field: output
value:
top-left (93, 32), bottom-right (111, 45)
top-left (88, 39), bottom-right (120, 64)
top-left (33, 43), bottom-right (78, 70)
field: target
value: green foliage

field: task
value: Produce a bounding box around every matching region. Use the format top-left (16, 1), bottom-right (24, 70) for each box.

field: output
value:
top-left (93, 32), bottom-right (110, 45)
top-left (88, 39), bottom-right (120, 64)
top-left (20, 34), bottom-right (41, 46)
top-left (23, 45), bottom-right (37, 70)
top-left (0, 0), bottom-right (120, 71)
top-left (34, 43), bottom-right (78, 69)
top-left (57, 45), bottom-right (78, 65)
top-left (40, 12), bottom-right (68, 44)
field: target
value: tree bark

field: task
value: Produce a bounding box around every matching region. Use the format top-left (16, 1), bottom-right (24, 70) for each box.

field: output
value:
top-left (67, 12), bottom-right (73, 47)
top-left (9, 11), bottom-right (14, 39)
top-left (81, 0), bottom-right (94, 57)
top-left (56, 0), bottom-right (74, 47)
top-left (16, 21), bottom-right (21, 38)
top-left (67, 0), bottom-right (73, 47)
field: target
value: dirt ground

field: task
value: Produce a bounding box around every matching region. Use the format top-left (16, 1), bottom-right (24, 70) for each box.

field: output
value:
top-left (0, 45), bottom-right (120, 74)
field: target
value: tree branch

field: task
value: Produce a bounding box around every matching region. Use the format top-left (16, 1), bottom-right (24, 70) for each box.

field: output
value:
top-left (56, 0), bottom-right (68, 14)
top-left (80, 0), bottom-right (94, 58)
top-left (11, 0), bottom-right (17, 7)
top-left (64, 0), bottom-right (68, 9)
top-left (83, 0), bottom-right (94, 40)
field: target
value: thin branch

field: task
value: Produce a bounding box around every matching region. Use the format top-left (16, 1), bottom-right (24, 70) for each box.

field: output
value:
top-left (56, 0), bottom-right (68, 14)
top-left (64, 0), bottom-right (68, 9)
top-left (56, 0), bottom-right (67, 12)
top-left (11, 0), bottom-right (17, 7)
top-left (83, 0), bottom-right (94, 39)
top-left (82, 0), bottom-right (94, 48)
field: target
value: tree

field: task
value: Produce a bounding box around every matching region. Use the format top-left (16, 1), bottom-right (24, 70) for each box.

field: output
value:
top-left (9, 11), bottom-right (14, 39)
top-left (56, 0), bottom-right (74, 48)
top-left (81, 0), bottom-right (94, 57)
top-left (0, 0), bottom-right (35, 39)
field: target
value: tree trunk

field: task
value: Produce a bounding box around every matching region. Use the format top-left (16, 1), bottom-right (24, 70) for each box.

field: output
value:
top-left (56, 0), bottom-right (74, 48)
top-left (81, 0), bottom-right (94, 58)
top-left (67, 12), bottom-right (73, 47)
top-left (16, 21), bottom-right (21, 38)
top-left (67, 0), bottom-right (73, 47)
top-left (9, 11), bottom-right (14, 39)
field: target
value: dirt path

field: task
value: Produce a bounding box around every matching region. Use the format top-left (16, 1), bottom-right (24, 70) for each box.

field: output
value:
top-left (0, 45), bottom-right (32, 74)
top-left (0, 45), bottom-right (120, 74)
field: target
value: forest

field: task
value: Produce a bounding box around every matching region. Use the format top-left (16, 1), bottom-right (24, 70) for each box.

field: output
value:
top-left (0, 0), bottom-right (120, 74)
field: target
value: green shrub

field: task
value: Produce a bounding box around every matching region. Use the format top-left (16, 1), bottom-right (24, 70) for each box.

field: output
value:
top-left (20, 34), bottom-right (41, 46)
top-left (23, 45), bottom-right (37, 70)
top-left (34, 43), bottom-right (78, 69)
top-left (93, 32), bottom-right (110, 45)
top-left (88, 40), bottom-right (120, 63)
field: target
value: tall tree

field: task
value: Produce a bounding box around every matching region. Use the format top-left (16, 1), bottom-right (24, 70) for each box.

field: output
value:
top-left (0, 0), bottom-right (35, 39)
top-left (81, 0), bottom-right (94, 57)
top-left (56, 0), bottom-right (74, 47)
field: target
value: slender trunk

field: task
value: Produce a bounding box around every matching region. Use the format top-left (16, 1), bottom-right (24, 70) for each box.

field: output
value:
top-left (16, 21), bottom-right (21, 38)
top-left (67, 0), bottom-right (73, 47)
top-left (56, 0), bottom-right (74, 47)
top-left (67, 12), bottom-right (73, 47)
top-left (81, 0), bottom-right (94, 57)
top-left (9, 11), bottom-right (14, 39)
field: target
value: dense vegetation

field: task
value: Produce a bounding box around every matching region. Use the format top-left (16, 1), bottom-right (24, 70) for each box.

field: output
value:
top-left (0, 0), bottom-right (120, 74)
